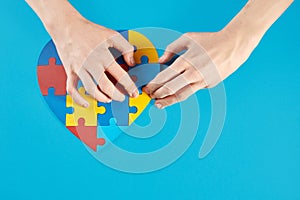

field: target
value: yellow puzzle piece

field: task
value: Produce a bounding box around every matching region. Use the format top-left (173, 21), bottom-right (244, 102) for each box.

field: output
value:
top-left (128, 30), bottom-right (159, 64)
top-left (66, 87), bottom-right (106, 126)
top-left (129, 91), bottom-right (151, 125)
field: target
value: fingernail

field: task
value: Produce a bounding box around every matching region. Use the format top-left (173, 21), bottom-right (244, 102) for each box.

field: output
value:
top-left (107, 99), bottom-right (112, 103)
top-left (116, 94), bottom-right (125, 102)
top-left (130, 57), bottom-right (135, 65)
top-left (155, 103), bottom-right (163, 109)
top-left (158, 55), bottom-right (165, 63)
top-left (83, 103), bottom-right (89, 108)
top-left (143, 87), bottom-right (150, 94)
top-left (132, 90), bottom-right (139, 98)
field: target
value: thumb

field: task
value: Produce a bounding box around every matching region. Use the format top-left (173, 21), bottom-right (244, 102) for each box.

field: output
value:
top-left (159, 34), bottom-right (189, 64)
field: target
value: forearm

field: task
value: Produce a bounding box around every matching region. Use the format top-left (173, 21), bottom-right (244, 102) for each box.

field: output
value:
top-left (224, 0), bottom-right (293, 44)
top-left (25, 0), bottom-right (84, 40)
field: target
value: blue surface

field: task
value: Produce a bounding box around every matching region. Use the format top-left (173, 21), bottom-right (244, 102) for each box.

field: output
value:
top-left (43, 88), bottom-right (72, 124)
top-left (0, 0), bottom-right (300, 199)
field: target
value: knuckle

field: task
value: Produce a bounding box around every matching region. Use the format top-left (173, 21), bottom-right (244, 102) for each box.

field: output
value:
top-left (66, 81), bottom-right (74, 95)
top-left (156, 86), bottom-right (173, 97)
top-left (106, 30), bottom-right (118, 39)
top-left (124, 82), bottom-right (136, 93)
top-left (109, 30), bottom-right (118, 36)
top-left (85, 86), bottom-right (95, 96)
top-left (176, 92), bottom-right (187, 102)
top-left (125, 44), bottom-right (134, 52)
top-left (104, 84), bottom-right (114, 95)
top-left (184, 71), bottom-right (197, 83)
top-left (153, 90), bottom-right (162, 98)
top-left (166, 44), bottom-right (175, 53)
top-left (97, 95), bottom-right (109, 102)
top-left (163, 86), bottom-right (174, 96)
top-left (66, 87), bottom-right (74, 95)
top-left (184, 32), bottom-right (195, 38)
top-left (165, 97), bottom-right (177, 105)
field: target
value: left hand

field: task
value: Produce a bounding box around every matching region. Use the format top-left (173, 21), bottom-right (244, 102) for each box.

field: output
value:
top-left (144, 29), bottom-right (260, 109)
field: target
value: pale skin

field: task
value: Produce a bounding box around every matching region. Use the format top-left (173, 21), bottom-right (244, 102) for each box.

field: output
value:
top-left (26, 0), bottom-right (293, 109)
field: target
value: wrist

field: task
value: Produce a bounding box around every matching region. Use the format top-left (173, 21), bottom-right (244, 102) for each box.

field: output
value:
top-left (45, 3), bottom-right (85, 39)
top-left (28, 0), bottom-right (85, 41)
top-left (221, 0), bottom-right (294, 52)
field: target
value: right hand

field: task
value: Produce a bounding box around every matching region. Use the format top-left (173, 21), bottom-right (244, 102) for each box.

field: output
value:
top-left (50, 17), bottom-right (138, 107)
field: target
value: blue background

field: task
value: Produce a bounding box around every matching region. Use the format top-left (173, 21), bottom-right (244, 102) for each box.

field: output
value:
top-left (1, 0), bottom-right (299, 199)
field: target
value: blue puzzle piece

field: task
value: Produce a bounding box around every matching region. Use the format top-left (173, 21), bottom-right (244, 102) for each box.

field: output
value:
top-left (128, 63), bottom-right (160, 87)
top-left (43, 88), bottom-right (73, 124)
top-left (111, 96), bottom-right (130, 126)
top-left (98, 95), bottom-right (136, 126)
top-left (38, 40), bottom-right (62, 66)
top-left (97, 102), bottom-right (113, 126)
top-left (118, 30), bottom-right (128, 40)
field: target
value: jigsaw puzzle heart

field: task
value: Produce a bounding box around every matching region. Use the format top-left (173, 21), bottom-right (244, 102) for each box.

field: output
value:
top-left (37, 30), bottom-right (162, 151)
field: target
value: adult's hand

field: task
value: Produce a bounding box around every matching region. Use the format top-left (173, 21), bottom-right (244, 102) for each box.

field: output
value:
top-left (144, 0), bottom-right (293, 109)
top-left (27, 0), bottom-right (139, 107)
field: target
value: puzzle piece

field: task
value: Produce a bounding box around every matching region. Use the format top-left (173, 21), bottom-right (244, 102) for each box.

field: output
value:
top-left (128, 60), bottom-right (160, 125)
top-left (43, 88), bottom-right (73, 124)
top-left (67, 118), bottom-right (105, 151)
top-left (37, 40), bottom-right (62, 66)
top-left (97, 102), bottom-right (113, 126)
top-left (128, 30), bottom-right (159, 64)
top-left (37, 57), bottom-right (67, 96)
top-left (97, 97), bottom-right (136, 126)
top-left (129, 91), bottom-right (151, 125)
top-left (66, 87), bottom-right (106, 126)
top-left (128, 62), bottom-right (160, 88)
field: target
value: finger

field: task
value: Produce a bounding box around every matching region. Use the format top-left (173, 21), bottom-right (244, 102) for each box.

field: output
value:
top-left (151, 72), bottom-right (192, 99)
top-left (66, 73), bottom-right (89, 108)
top-left (110, 34), bottom-right (135, 66)
top-left (105, 60), bottom-right (139, 98)
top-left (144, 57), bottom-right (187, 95)
top-left (155, 81), bottom-right (206, 109)
top-left (159, 35), bottom-right (190, 63)
top-left (79, 70), bottom-right (112, 103)
top-left (84, 62), bottom-right (125, 102)
top-left (98, 74), bottom-right (125, 102)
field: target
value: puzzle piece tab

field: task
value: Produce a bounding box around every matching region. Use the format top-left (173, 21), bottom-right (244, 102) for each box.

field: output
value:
top-left (66, 87), bottom-right (106, 126)
top-left (37, 57), bottom-right (67, 96)
top-left (38, 40), bottom-right (62, 66)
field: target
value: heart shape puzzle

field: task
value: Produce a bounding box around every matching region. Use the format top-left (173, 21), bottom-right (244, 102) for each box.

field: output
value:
top-left (37, 30), bottom-right (164, 151)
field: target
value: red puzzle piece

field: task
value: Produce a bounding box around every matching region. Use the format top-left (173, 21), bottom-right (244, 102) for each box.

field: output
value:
top-left (37, 57), bottom-right (67, 96)
top-left (67, 118), bottom-right (105, 151)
